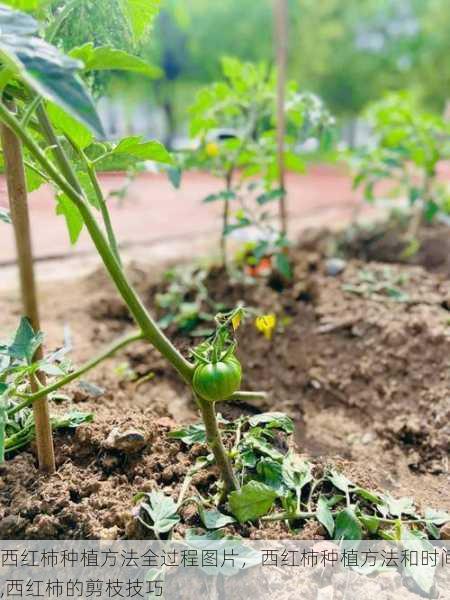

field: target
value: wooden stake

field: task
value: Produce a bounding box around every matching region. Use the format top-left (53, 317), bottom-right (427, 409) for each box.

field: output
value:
top-left (274, 0), bottom-right (288, 236)
top-left (0, 102), bottom-right (55, 473)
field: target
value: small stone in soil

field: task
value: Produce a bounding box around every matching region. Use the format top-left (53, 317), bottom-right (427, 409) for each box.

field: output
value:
top-left (325, 258), bottom-right (347, 276)
top-left (104, 428), bottom-right (147, 453)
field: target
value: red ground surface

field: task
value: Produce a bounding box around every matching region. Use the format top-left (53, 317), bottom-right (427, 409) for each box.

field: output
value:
top-left (0, 165), bottom-right (380, 286)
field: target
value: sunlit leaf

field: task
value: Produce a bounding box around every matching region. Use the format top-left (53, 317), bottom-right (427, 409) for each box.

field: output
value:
top-left (69, 43), bottom-right (161, 78)
top-left (112, 136), bottom-right (173, 164)
top-left (120, 0), bottom-right (161, 43)
top-left (9, 317), bottom-right (43, 364)
top-left (56, 194), bottom-right (84, 245)
top-left (46, 102), bottom-right (93, 150)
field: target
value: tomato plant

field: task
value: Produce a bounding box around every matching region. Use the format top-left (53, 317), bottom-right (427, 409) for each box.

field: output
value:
top-left (176, 57), bottom-right (334, 275)
top-left (351, 92), bottom-right (450, 251)
top-left (0, 3), bottom-right (265, 494)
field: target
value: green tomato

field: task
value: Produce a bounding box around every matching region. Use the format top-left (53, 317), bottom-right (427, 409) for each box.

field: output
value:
top-left (193, 357), bottom-right (242, 402)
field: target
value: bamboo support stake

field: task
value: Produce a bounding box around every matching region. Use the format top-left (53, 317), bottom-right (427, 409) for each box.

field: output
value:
top-left (0, 102), bottom-right (55, 473)
top-left (274, 0), bottom-right (288, 236)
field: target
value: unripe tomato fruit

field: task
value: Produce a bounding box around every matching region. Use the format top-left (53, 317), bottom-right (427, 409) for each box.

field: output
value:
top-left (193, 357), bottom-right (242, 402)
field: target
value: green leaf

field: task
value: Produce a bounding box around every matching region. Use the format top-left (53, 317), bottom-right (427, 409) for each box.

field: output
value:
top-left (248, 412), bottom-right (294, 434)
top-left (168, 423), bottom-right (206, 445)
top-left (424, 508), bottom-right (450, 526)
top-left (167, 166), bottom-right (182, 189)
top-left (120, 0), bottom-right (161, 43)
top-left (353, 487), bottom-right (383, 505)
top-left (334, 507), bottom-right (362, 540)
top-left (69, 43), bottom-right (161, 79)
top-left (256, 458), bottom-right (285, 494)
top-left (359, 514), bottom-right (380, 534)
top-left (51, 411), bottom-right (94, 429)
top-left (112, 136), bottom-right (173, 164)
top-left (245, 432), bottom-right (284, 460)
top-left (25, 166), bottom-right (46, 192)
top-left (56, 194), bottom-right (84, 245)
top-left (0, 207), bottom-right (11, 224)
top-left (228, 481), bottom-right (276, 523)
top-left (274, 252), bottom-right (292, 279)
top-left (203, 190), bottom-right (236, 203)
top-left (284, 151), bottom-right (305, 173)
top-left (0, 5), bottom-right (103, 136)
top-left (282, 454), bottom-right (313, 492)
top-left (256, 188), bottom-right (285, 205)
top-left (9, 317), bottom-right (43, 363)
top-left (401, 530), bottom-right (436, 594)
top-left (317, 496), bottom-right (334, 537)
top-left (199, 507), bottom-right (235, 530)
top-left (139, 490), bottom-right (180, 535)
top-left (379, 494), bottom-right (416, 518)
top-left (328, 470), bottom-right (354, 494)
top-left (47, 102), bottom-right (93, 150)
top-left (0, 1), bottom-right (47, 11)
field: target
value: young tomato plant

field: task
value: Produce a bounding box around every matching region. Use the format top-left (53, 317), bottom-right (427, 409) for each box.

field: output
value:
top-left (0, 4), bottom-right (264, 496)
top-left (351, 92), bottom-right (450, 253)
top-left (181, 57), bottom-right (334, 276)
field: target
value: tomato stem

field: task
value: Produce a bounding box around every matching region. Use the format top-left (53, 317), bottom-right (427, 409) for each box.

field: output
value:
top-left (196, 395), bottom-right (239, 494)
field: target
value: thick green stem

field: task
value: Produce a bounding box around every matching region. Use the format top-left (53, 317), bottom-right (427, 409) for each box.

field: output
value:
top-left (196, 396), bottom-right (239, 494)
top-left (0, 103), bottom-right (194, 383)
top-left (7, 331), bottom-right (143, 417)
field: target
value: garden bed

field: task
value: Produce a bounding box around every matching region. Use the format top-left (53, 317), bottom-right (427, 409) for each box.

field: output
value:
top-left (0, 222), bottom-right (449, 540)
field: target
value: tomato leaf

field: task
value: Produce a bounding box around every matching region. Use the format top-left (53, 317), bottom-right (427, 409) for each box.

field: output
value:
top-left (139, 491), bottom-right (180, 535)
top-left (56, 194), bottom-right (84, 245)
top-left (120, 0), bottom-right (161, 43)
top-left (168, 423), bottom-right (206, 445)
top-left (229, 481), bottom-right (276, 523)
top-left (112, 136), bottom-right (173, 165)
top-left (46, 103), bottom-right (93, 150)
top-left (8, 317), bottom-right (43, 364)
top-left (282, 454), bottom-right (313, 492)
top-left (69, 43), bottom-right (161, 79)
top-left (199, 507), bottom-right (235, 530)
top-left (334, 507), bottom-right (362, 540)
top-left (317, 495), bottom-right (335, 537)
top-left (0, 5), bottom-right (103, 136)
top-left (0, 207), bottom-right (12, 224)
top-left (248, 412), bottom-right (293, 434)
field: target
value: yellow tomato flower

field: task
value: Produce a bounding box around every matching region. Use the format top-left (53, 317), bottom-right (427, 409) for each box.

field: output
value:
top-left (255, 314), bottom-right (277, 340)
top-left (205, 142), bottom-right (219, 157)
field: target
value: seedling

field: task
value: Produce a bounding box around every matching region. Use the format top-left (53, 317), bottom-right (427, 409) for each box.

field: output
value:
top-left (181, 57), bottom-right (334, 273)
top-left (0, 5), bottom-right (265, 498)
top-left (0, 318), bottom-right (92, 461)
top-left (351, 92), bottom-right (450, 252)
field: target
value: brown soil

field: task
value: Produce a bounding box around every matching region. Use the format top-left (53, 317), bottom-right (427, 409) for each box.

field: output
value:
top-left (338, 217), bottom-right (450, 278)
top-left (0, 224), bottom-right (449, 540)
